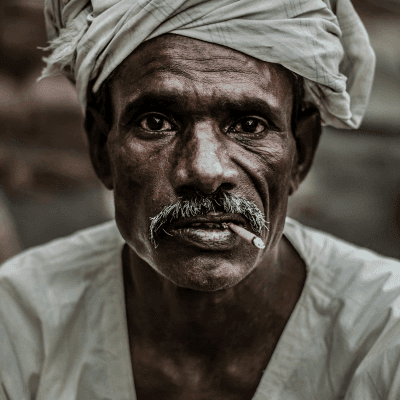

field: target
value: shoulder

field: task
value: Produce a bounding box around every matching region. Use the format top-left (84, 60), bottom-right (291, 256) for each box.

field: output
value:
top-left (0, 221), bottom-right (124, 399)
top-left (284, 217), bottom-right (400, 290)
top-left (0, 220), bottom-right (124, 320)
top-left (1, 219), bottom-right (123, 281)
top-left (285, 218), bottom-right (400, 318)
top-left (285, 218), bottom-right (400, 399)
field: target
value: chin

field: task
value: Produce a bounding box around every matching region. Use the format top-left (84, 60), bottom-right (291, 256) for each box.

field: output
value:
top-left (175, 276), bottom-right (238, 292)
top-left (158, 259), bottom-right (253, 292)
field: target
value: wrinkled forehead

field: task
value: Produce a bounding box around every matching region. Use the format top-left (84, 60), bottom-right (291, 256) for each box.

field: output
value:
top-left (109, 34), bottom-right (295, 115)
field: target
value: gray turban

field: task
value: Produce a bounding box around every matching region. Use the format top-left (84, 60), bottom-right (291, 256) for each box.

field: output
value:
top-left (42, 0), bottom-right (375, 129)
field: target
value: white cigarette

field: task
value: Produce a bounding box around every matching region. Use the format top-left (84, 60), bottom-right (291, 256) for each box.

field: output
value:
top-left (223, 222), bottom-right (265, 249)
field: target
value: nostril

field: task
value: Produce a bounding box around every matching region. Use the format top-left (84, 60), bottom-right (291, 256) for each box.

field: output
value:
top-left (175, 185), bottom-right (199, 198)
top-left (219, 183), bottom-right (235, 192)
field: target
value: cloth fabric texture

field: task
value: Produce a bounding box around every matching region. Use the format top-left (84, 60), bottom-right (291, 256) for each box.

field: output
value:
top-left (41, 0), bottom-right (375, 130)
top-left (1, 218), bottom-right (400, 399)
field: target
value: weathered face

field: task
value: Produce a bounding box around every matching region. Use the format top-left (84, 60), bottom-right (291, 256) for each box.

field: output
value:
top-left (101, 34), bottom-right (305, 291)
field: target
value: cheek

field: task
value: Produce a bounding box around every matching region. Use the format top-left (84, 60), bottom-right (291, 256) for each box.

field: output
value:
top-left (244, 137), bottom-right (295, 230)
top-left (109, 136), bottom-right (156, 183)
top-left (108, 132), bottom-right (173, 196)
top-left (110, 142), bottom-right (146, 219)
top-left (107, 134), bottom-right (176, 254)
top-left (267, 149), bottom-right (294, 199)
top-left (250, 136), bottom-right (295, 194)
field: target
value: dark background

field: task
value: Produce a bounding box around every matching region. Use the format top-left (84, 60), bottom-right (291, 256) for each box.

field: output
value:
top-left (0, 0), bottom-right (399, 263)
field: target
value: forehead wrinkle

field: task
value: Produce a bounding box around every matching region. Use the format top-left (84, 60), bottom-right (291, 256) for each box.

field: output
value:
top-left (116, 66), bottom-right (273, 106)
top-left (121, 76), bottom-right (284, 109)
top-left (173, 52), bottom-right (264, 79)
top-left (123, 55), bottom-right (277, 96)
top-left (127, 36), bottom-right (264, 80)
top-left (136, 56), bottom-right (262, 85)
top-left (115, 34), bottom-right (288, 99)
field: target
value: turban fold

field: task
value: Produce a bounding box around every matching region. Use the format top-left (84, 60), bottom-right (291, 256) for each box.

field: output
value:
top-left (42, 0), bottom-right (375, 129)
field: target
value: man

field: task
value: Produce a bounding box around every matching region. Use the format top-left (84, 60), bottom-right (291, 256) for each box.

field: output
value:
top-left (1, 0), bottom-right (399, 399)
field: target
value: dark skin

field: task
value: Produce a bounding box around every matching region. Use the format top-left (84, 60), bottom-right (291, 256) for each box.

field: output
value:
top-left (87, 34), bottom-right (321, 399)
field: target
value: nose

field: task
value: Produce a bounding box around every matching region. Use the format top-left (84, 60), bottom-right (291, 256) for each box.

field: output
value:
top-left (171, 121), bottom-right (239, 195)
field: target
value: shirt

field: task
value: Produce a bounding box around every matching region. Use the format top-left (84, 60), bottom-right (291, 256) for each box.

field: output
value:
top-left (1, 218), bottom-right (400, 399)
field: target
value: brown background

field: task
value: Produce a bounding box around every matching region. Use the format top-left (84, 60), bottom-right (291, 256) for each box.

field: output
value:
top-left (0, 0), bottom-right (399, 263)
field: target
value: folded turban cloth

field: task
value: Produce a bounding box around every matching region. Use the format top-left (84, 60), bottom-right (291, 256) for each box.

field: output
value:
top-left (41, 0), bottom-right (375, 129)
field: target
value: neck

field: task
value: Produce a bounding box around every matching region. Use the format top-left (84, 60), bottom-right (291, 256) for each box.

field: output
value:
top-left (122, 236), bottom-right (305, 360)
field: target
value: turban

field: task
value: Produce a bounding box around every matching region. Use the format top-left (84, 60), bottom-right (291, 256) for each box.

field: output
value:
top-left (41, 0), bottom-right (375, 129)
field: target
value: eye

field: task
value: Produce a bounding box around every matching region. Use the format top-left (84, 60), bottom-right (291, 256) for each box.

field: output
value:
top-left (229, 117), bottom-right (267, 135)
top-left (139, 114), bottom-right (175, 132)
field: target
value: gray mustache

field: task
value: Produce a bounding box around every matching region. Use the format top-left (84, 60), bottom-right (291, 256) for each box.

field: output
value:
top-left (149, 191), bottom-right (267, 245)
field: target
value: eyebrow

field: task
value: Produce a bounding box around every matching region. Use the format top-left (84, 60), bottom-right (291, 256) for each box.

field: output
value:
top-left (119, 92), bottom-right (182, 125)
top-left (118, 90), bottom-right (288, 129)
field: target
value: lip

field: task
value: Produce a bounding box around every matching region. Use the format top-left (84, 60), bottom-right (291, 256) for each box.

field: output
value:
top-left (169, 212), bottom-right (248, 230)
top-left (167, 225), bottom-right (239, 250)
top-left (161, 213), bottom-right (249, 250)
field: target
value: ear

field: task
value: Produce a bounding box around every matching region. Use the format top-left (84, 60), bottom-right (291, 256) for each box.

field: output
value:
top-left (289, 105), bottom-right (322, 195)
top-left (85, 105), bottom-right (114, 190)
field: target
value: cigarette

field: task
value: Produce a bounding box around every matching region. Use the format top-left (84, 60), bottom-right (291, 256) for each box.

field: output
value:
top-left (223, 222), bottom-right (265, 249)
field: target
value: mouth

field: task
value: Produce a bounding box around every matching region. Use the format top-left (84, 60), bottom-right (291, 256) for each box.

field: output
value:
top-left (161, 213), bottom-right (249, 250)
top-left (181, 222), bottom-right (227, 229)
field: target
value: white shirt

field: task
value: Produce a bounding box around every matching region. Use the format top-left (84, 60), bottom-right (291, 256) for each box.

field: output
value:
top-left (1, 218), bottom-right (400, 399)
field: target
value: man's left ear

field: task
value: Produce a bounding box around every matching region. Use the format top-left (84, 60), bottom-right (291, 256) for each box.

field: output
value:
top-left (289, 105), bottom-right (322, 195)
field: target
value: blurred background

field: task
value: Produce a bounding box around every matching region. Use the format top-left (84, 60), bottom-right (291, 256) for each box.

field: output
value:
top-left (0, 0), bottom-right (399, 264)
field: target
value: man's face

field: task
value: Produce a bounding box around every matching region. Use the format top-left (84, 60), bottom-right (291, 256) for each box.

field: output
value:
top-left (105, 34), bottom-right (299, 291)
